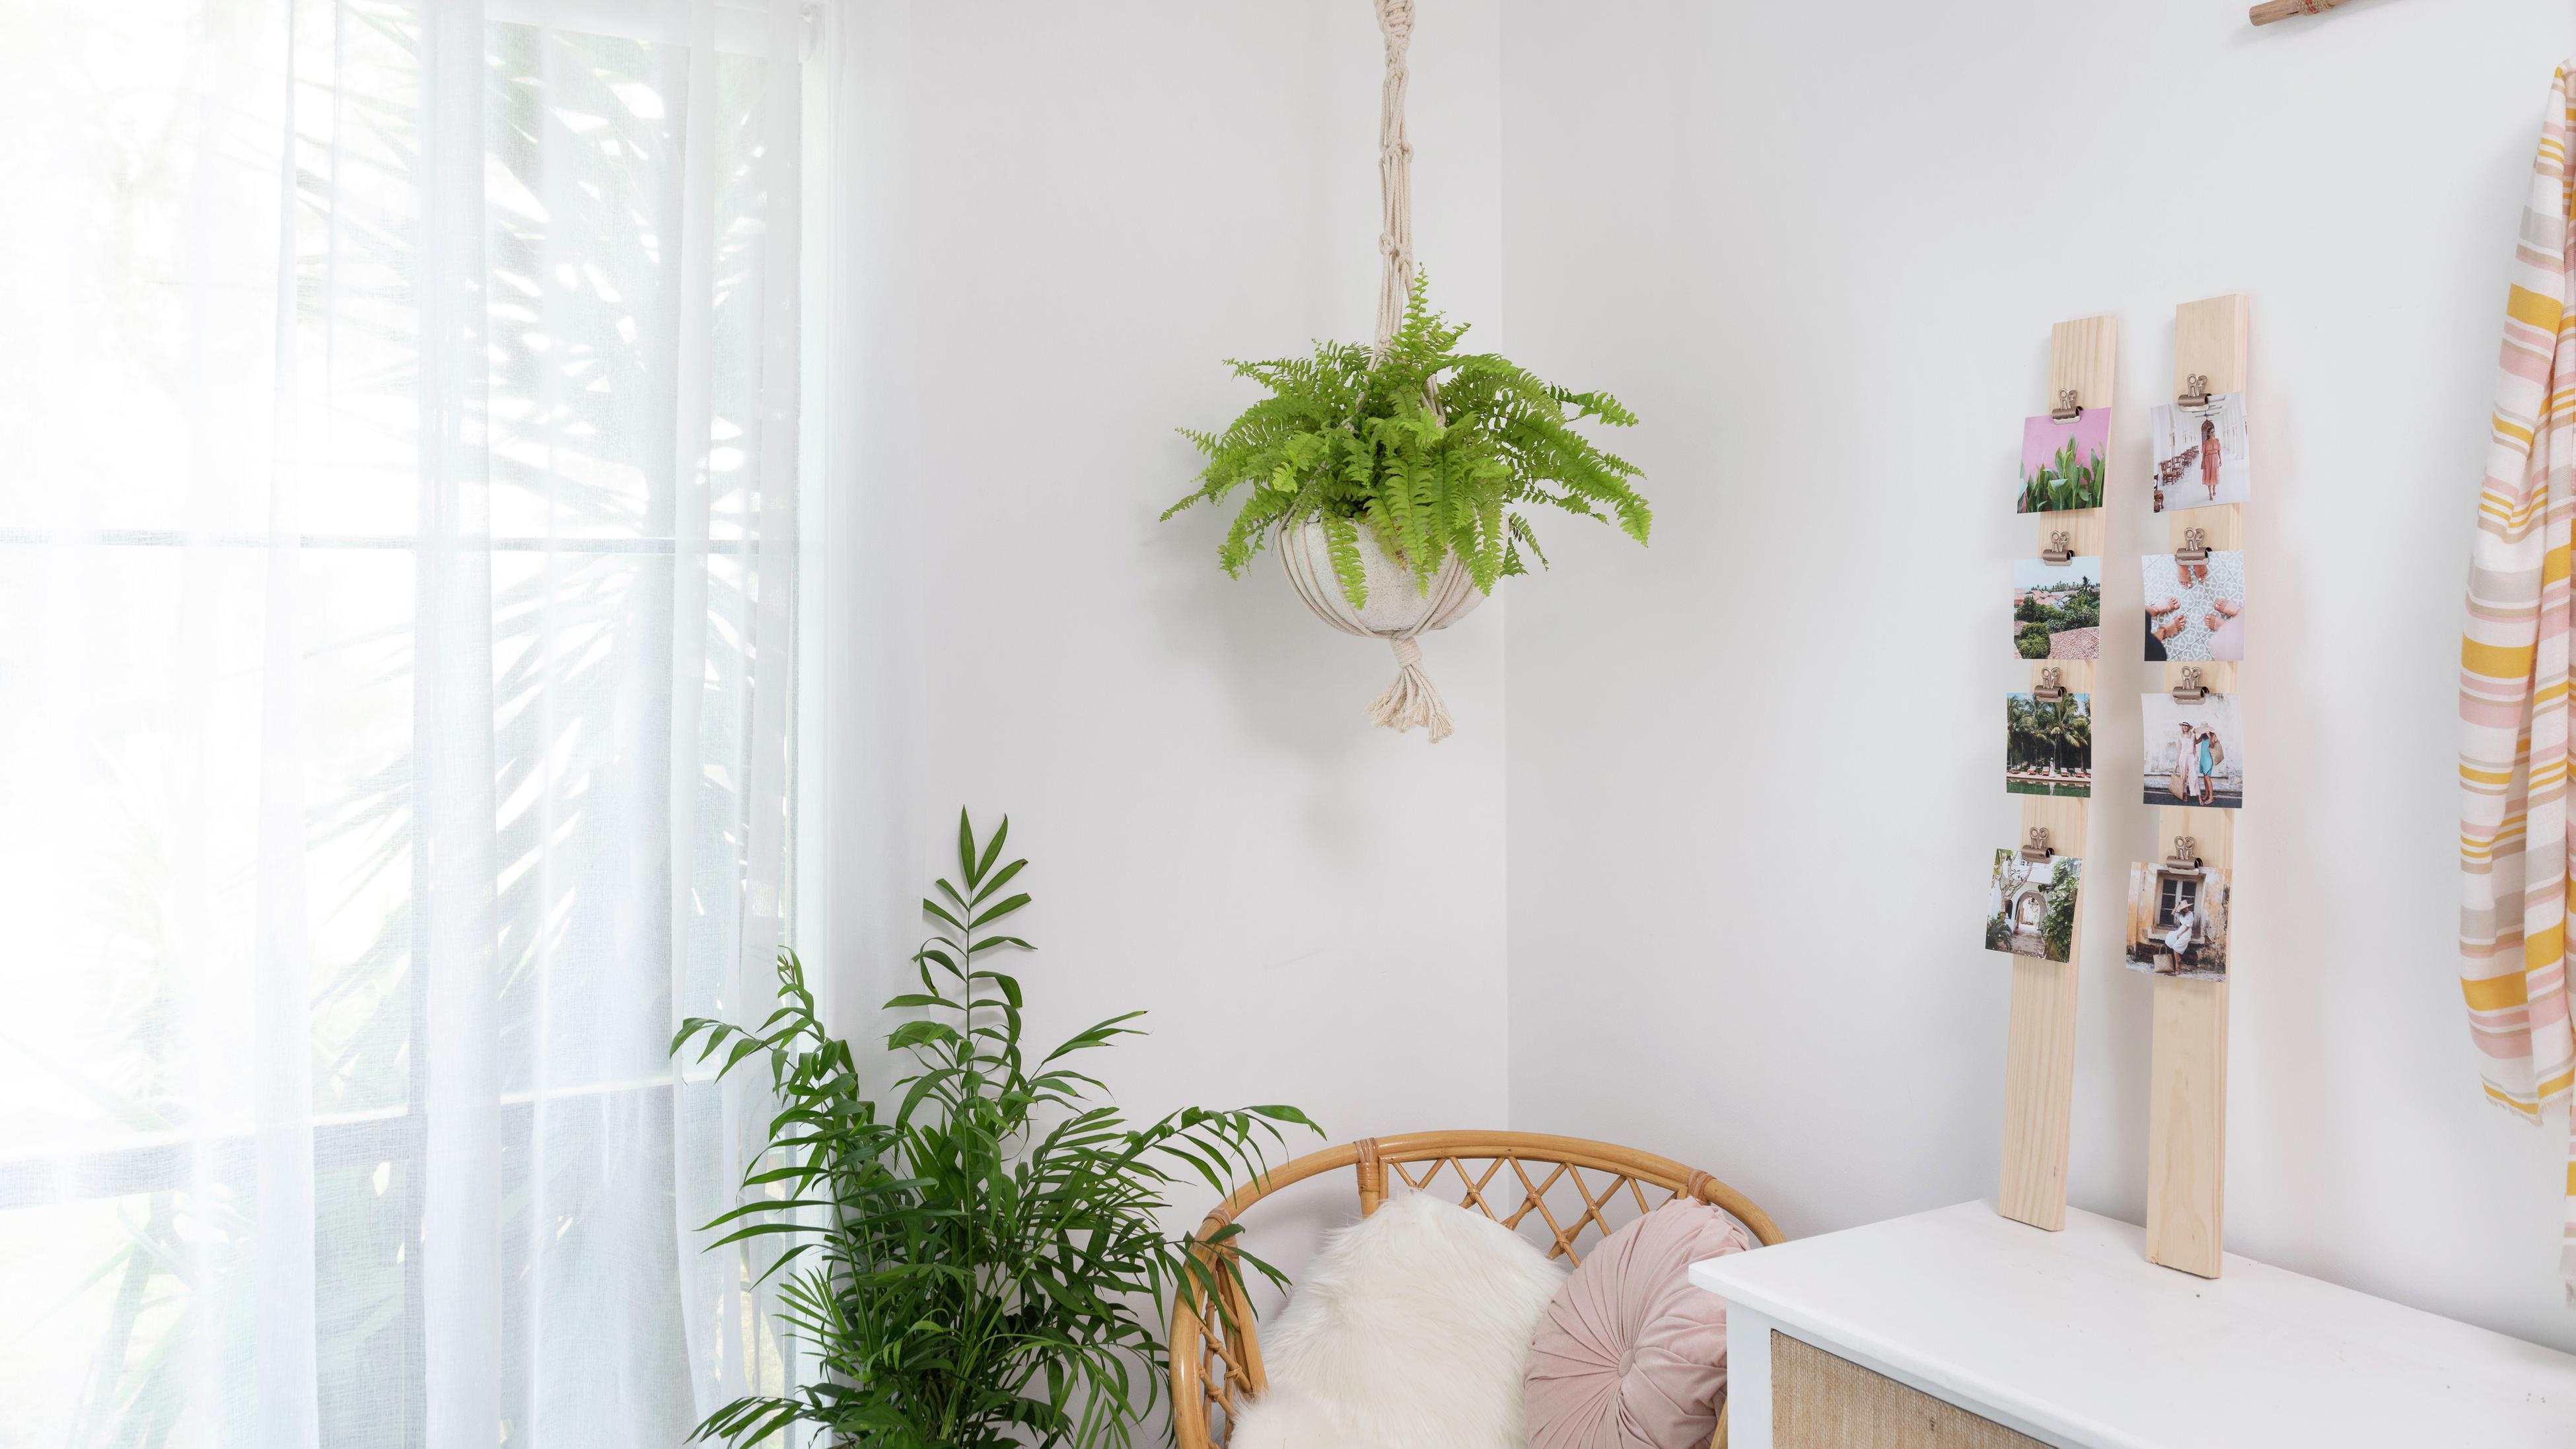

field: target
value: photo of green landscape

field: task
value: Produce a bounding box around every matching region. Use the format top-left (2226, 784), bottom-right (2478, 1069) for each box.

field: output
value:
top-left (2011, 556), bottom-right (2100, 660)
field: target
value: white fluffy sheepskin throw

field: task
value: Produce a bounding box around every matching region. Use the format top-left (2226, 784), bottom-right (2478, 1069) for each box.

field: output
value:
top-left (1227, 1192), bottom-right (1569, 1449)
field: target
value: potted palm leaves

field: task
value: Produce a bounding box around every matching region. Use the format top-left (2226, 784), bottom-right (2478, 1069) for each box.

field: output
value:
top-left (674, 812), bottom-right (1316, 1448)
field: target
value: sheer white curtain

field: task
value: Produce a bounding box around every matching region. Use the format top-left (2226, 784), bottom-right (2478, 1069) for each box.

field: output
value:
top-left (0, 0), bottom-right (808, 1444)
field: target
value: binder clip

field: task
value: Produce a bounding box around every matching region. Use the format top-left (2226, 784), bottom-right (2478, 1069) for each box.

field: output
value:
top-left (2041, 531), bottom-right (2075, 565)
top-left (2032, 666), bottom-right (2068, 703)
top-left (2178, 373), bottom-right (2213, 410)
top-left (2021, 827), bottom-right (2056, 863)
top-left (2049, 388), bottom-right (2084, 423)
top-left (2163, 836), bottom-right (2203, 872)
top-left (2175, 528), bottom-right (2210, 566)
top-left (2171, 666), bottom-right (2209, 703)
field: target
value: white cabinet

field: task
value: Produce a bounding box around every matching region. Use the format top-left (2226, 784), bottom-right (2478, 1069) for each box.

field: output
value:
top-left (1691, 1201), bottom-right (2576, 1449)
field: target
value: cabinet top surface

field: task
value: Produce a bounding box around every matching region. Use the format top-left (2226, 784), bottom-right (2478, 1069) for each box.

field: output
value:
top-left (1689, 1201), bottom-right (2576, 1449)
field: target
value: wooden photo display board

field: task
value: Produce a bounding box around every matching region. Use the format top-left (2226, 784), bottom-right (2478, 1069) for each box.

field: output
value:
top-left (2143, 295), bottom-right (2248, 1280)
top-left (1998, 316), bottom-right (2114, 1233)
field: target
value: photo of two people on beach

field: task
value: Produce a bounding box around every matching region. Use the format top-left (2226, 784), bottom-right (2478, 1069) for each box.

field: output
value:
top-left (2140, 692), bottom-right (2243, 810)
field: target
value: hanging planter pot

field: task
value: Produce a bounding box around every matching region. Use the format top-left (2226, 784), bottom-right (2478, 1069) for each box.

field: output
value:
top-left (1162, 0), bottom-right (1654, 742)
top-left (1276, 516), bottom-right (1484, 742)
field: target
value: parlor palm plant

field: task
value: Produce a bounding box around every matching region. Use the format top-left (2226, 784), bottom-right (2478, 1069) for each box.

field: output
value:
top-left (674, 812), bottom-right (1317, 1449)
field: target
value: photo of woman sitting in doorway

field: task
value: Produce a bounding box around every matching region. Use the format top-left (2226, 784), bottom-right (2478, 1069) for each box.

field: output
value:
top-left (2125, 861), bottom-right (2231, 981)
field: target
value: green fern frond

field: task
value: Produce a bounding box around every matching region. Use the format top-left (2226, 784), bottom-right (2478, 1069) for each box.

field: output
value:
top-left (1167, 271), bottom-right (1649, 601)
top-left (1507, 513), bottom-right (1550, 573)
top-left (1321, 510), bottom-right (1368, 612)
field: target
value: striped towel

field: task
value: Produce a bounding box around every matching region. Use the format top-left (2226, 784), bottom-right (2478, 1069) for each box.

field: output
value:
top-left (2461, 63), bottom-right (2576, 1298)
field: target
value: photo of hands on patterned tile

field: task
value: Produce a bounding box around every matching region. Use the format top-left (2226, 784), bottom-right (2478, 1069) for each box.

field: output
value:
top-left (2141, 550), bottom-right (2244, 662)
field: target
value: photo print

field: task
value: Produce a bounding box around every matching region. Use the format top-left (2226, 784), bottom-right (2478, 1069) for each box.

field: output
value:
top-left (2149, 392), bottom-right (2251, 513)
top-left (2140, 691), bottom-right (2244, 809)
top-left (2141, 550), bottom-right (2244, 662)
top-left (2124, 861), bottom-right (2231, 980)
top-left (2011, 557), bottom-right (2102, 660)
top-left (2005, 690), bottom-right (2091, 798)
top-left (1987, 849), bottom-right (2083, 964)
top-left (2018, 408), bottom-right (2110, 514)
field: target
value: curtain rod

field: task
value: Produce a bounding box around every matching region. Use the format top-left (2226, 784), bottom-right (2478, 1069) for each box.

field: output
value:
top-left (2248, 0), bottom-right (2355, 26)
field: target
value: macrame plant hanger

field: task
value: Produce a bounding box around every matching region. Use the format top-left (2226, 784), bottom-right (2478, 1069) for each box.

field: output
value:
top-left (1275, 0), bottom-right (1483, 744)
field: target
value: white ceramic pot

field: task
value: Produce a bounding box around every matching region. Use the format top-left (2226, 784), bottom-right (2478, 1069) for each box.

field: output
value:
top-left (1275, 516), bottom-right (1486, 638)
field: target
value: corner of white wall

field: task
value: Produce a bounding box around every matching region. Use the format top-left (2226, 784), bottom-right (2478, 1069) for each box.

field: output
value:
top-left (816, 1), bottom-right (1516, 1285)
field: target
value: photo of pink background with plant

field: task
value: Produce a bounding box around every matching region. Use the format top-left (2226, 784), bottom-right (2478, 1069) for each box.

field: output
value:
top-left (2018, 409), bottom-right (2109, 513)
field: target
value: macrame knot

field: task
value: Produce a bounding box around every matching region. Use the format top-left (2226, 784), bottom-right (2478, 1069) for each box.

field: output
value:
top-left (1367, 634), bottom-right (1452, 744)
top-left (1376, 0), bottom-right (1415, 46)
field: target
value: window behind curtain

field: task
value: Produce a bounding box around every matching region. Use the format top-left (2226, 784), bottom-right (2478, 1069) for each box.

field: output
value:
top-left (0, 1), bottom-right (806, 1443)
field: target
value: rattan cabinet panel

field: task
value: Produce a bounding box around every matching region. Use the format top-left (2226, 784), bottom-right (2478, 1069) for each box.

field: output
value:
top-left (1773, 1333), bottom-right (2046, 1449)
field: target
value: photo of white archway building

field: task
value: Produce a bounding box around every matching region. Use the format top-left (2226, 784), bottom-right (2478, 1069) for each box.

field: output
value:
top-left (1986, 849), bottom-right (2083, 963)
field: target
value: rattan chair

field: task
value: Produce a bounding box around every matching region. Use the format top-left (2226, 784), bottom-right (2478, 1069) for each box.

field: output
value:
top-left (1169, 1131), bottom-right (1785, 1449)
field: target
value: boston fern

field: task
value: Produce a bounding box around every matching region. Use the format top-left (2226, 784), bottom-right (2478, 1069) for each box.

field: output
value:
top-left (673, 811), bottom-right (1316, 1449)
top-left (1164, 274), bottom-right (1651, 610)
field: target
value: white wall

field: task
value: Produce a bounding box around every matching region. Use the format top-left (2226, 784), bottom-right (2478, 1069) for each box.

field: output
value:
top-left (1499, 0), bottom-right (2576, 1352)
top-left (816, 0), bottom-right (2576, 1361)
top-left (811, 0), bottom-right (1510, 1272)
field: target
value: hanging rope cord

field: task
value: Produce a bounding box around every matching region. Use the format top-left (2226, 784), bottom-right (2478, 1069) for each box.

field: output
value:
top-left (1276, 0), bottom-right (1480, 742)
top-left (1372, 0), bottom-right (1417, 353)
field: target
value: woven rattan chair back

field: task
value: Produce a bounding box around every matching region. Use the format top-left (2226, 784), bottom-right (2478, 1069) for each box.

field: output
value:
top-left (1168, 1131), bottom-right (1784, 1449)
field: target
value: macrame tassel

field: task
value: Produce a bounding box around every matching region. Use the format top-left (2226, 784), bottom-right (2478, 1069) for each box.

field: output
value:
top-left (1367, 636), bottom-right (1452, 743)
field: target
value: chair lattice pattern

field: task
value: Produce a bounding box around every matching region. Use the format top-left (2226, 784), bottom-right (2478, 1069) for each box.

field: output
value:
top-left (1179, 1139), bottom-right (1759, 1449)
top-left (1196, 1329), bottom-right (1240, 1444)
top-left (1386, 1154), bottom-right (1688, 1264)
top-left (1195, 1292), bottom-right (1246, 1441)
top-left (1182, 1265), bottom-right (1256, 1444)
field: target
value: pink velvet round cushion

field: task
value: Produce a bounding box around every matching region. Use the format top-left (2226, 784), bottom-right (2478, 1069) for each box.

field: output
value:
top-left (1522, 1199), bottom-right (1755, 1449)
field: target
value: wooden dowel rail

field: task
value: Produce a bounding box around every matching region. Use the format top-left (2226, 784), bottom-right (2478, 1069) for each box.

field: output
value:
top-left (2249, 0), bottom-right (2357, 26)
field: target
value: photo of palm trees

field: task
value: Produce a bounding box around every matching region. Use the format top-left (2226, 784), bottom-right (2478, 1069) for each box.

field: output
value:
top-left (2005, 691), bottom-right (2091, 796)
top-left (2017, 409), bottom-right (2109, 513)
